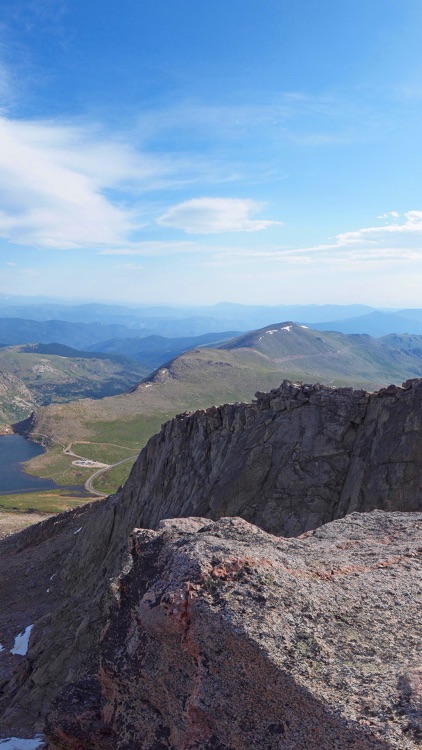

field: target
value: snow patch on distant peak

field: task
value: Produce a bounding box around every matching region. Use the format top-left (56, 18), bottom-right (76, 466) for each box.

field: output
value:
top-left (73, 527), bottom-right (82, 535)
top-left (266, 329), bottom-right (278, 334)
top-left (280, 326), bottom-right (292, 332)
top-left (10, 625), bottom-right (33, 656)
top-left (299, 325), bottom-right (309, 329)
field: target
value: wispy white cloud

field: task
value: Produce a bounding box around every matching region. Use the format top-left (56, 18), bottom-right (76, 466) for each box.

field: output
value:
top-left (325, 210), bottom-right (422, 253)
top-left (99, 241), bottom-right (204, 256)
top-left (101, 210), bottom-right (422, 263)
top-left (135, 92), bottom-right (385, 150)
top-left (0, 116), bottom-right (246, 251)
top-left (207, 211), bottom-right (422, 267)
top-left (157, 198), bottom-right (281, 234)
top-left (377, 211), bottom-right (399, 219)
top-left (0, 117), bottom-right (148, 249)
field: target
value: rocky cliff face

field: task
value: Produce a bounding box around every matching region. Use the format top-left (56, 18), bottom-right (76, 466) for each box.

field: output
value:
top-left (0, 379), bottom-right (421, 743)
top-left (119, 378), bottom-right (422, 536)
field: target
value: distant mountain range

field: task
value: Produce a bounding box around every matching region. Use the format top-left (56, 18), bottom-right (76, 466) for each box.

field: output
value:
top-left (312, 311), bottom-right (422, 336)
top-left (0, 318), bottom-right (141, 349)
top-left (87, 331), bottom-right (241, 369)
top-left (5, 314), bottom-right (422, 431)
top-left (22, 322), bottom-right (422, 494)
top-left (0, 299), bottom-right (375, 328)
top-left (2, 302), bottom-right (422, 347)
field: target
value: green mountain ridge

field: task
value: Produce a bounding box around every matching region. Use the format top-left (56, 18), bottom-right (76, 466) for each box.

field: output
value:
top-left (0, 345), bottom-right (148, 425)
top-left (20, 322), bottom-right (422, 494)
top-left (217, 322), bottom-right (422, 384)
top-left (20, 342), bottom-right (135, 365)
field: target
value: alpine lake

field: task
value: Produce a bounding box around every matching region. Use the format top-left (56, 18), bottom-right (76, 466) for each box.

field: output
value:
top-left (0, 434), bottom-right (58, 494)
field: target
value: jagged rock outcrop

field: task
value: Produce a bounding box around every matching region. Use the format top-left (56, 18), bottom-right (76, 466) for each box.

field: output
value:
top-left (45, 512), bottom-right (422, 749)
top-left (0, 379), bottom-right (421, 739)
top-left (119, 378), bottom-right (422, 536)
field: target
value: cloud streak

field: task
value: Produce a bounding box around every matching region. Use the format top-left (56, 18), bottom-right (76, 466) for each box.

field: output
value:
top-left (99, 241), bottom-right (203, 256)
top-left (330, 210), bottom-right (422, 251)
top-left (135, 92), bottom-right (384, 149)
top-left (157, 198), bottom-right (281, 234)
top-left (207, 212), bottom-right (422, 267)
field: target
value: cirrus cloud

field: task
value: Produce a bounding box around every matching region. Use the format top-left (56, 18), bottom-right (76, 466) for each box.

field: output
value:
top-left (0, 116), bottom-right (241, 251)
top-left (331, 210), bottom-right (422, 250)
top-left (0, 116), bottom-right (151, 250)
top-left (205, 211), bottom-right (422, 268)
top-left (156, 197), bottom-right (282, 234)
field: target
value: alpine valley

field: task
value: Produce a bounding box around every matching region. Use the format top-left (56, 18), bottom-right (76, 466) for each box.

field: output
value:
top-left (0, 301), bottom-right (421, 749)
top-left (15, 319), bottom-right (422, 495)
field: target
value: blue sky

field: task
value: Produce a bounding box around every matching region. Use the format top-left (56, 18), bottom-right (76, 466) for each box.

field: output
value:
top-left (1, 0), bottom-right (422, 305)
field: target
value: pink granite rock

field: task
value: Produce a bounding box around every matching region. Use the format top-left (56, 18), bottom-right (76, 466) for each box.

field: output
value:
top-left (45, 511), bottom-right (422, 749)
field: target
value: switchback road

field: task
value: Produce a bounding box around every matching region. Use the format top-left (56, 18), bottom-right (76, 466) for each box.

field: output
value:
top-left (84, 455), bottom-right (138, 497)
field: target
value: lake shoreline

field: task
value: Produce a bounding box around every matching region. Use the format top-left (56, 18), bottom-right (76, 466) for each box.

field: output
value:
top-left (0, 435), bottom-right (63, 494)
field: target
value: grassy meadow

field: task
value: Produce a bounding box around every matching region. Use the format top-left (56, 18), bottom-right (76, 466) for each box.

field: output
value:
top-left (0, 489), bottom-right (92, 514)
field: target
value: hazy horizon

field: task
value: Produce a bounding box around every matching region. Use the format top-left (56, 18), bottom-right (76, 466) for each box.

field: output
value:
top-left (0, 293), bottom-right (402, 311)
top-left (0, 293), bottom-right (413, 312)
top-left (1, 1), bottom-right (422, 306)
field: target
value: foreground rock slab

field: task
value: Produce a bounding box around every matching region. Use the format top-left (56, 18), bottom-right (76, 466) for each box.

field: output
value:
top-left (45, 511), bottom-right (421, 750)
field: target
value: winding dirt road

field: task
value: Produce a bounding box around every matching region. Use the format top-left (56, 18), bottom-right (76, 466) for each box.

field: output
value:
top-left (27, 433), bottom-right (138, 497)
top-left (84, 455), bottom-right (138, 497)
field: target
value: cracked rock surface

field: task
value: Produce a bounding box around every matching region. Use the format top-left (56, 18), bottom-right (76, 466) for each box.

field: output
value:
top-left (45, 513), bottom-right (422, 749)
